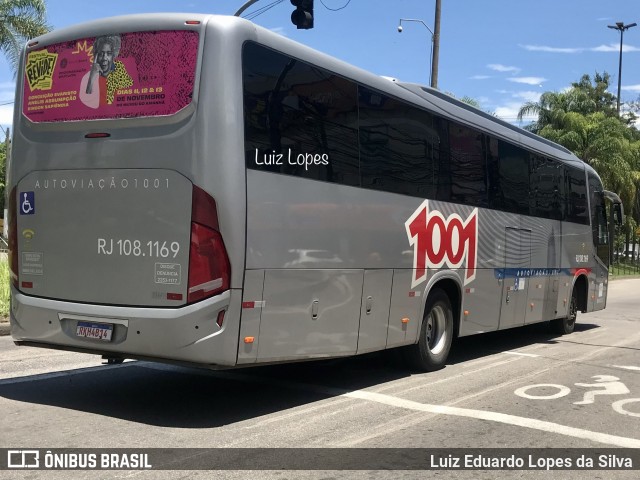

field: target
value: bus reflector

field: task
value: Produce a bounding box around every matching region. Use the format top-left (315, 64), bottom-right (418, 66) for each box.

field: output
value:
top-left (401, 318), bottom-right (410, 324)
top-left (244, 336), bottom-right (255, 344)
top-left (85, 133), bottom-right (111, 138)
top-left (8, 187), bottom-right (18, 288)
top-left (185, 20), bottom-right (201, 25)
top-left (167, 293), bottom-right (183, 301)
top-left (187, 186), bottom-right (230, 304)
top-left (21, 281), bottom-right (33, 289)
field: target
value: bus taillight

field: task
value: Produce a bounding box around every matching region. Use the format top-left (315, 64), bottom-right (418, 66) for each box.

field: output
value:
top-left (187, 186), bottom-right (230, 303)
top-left (8, 187), bottom-right (18, 288)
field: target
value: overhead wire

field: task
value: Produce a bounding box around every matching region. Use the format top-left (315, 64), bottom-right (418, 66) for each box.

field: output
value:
top-left (244, 0), bottom-right (353, 21)
top-left (243, 0), bottom-right (285, 21)
top-left (319, 0), bottom-right (352, 11)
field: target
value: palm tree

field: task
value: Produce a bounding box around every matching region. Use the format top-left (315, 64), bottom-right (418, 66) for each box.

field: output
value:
top-left (0, 0), bottom-right (50, 75)
top-left (517, 91), bottom-right (570, 134)
top-left (517, 73), bottom-right (621, 133)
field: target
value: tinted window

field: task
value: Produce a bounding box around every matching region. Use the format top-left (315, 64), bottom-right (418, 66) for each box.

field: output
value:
top-left (530, 155), bottom-right (564, 220)
top-left (566, 166), bottom-right (589, 224)
top-left (491, 140), bottom-right (530, 215)
top-left (447, 123), bottom-right (488, 207)
top-left (358, 87), bottom-right (441, 197)
top-left (243, 42), bottom-right (360, 185)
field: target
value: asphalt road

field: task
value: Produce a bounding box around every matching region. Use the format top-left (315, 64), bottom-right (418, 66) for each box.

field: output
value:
top-left (1, 278), bottom-right (640, 479)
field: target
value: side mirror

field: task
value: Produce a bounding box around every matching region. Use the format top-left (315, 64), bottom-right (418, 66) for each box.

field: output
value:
top-left (613, 202), bottom-right (624, 226)
top-left (603, 190), bottom-right (624, 226)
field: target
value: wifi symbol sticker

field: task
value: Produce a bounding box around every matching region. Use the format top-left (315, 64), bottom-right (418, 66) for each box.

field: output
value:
top-left (23, 229), bottom-right (35, 240)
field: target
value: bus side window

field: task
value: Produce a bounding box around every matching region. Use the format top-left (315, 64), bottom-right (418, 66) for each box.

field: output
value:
top-left (242, 42), bottom-right (360, 186)
top-left (358, 86), bottom-right (439, 199)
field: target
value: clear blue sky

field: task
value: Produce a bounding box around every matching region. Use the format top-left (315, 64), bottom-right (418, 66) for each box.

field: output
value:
top-left (2, 0), bottom-right (640, 134)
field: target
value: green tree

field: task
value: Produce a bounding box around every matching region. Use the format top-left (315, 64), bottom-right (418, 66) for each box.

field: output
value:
top-left (0, 0), bottom-right (50, 74)
top-left (517, 72), bottom-right (640, 257)
top-left (517, 72), bottom-right (621, 133)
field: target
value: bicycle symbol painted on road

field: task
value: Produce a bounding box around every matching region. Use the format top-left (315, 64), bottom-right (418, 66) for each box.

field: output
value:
top-left (514, 375), bottom-right (640, 418)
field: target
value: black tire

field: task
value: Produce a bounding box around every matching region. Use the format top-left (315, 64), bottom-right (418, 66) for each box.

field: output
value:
top-left (404, 288), bottom-right (454, 372)
top-left (551, 288), bottom-right (577, 335)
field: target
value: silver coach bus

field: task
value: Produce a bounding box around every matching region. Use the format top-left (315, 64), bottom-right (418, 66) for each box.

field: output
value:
top-left (8, 14), bottom-right (623, 371)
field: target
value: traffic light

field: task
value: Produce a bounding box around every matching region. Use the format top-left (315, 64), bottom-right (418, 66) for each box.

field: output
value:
top-left (291, 0), bottom-right (314, 29)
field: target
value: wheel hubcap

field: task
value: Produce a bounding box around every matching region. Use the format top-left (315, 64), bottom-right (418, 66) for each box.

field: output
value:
top-left (426, 305), bottom-right (447, 355)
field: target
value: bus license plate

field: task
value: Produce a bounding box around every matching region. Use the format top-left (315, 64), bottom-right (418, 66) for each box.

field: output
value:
top-left (76, 321), bottom-right (113, 341)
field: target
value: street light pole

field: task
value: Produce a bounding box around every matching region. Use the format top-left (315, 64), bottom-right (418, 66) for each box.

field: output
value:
top-left (608, 21), bottom-right (637, 116)
top-left (234, 0), bottom-right (261, 16)
top-left (398, 18), bottom-right (436, 88)
top-left (397, 0), bottom-right (441, 89)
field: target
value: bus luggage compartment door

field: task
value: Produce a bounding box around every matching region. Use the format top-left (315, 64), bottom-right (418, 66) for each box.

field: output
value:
top-left (499, 228), bottom-right (531, 329)
top-left (356, 269), bottom-right (393, 354)
top-left (256, 269), bottom-right (363, 362)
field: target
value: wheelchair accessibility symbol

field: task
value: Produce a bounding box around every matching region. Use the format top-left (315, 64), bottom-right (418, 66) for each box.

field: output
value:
top-left (514, 375), bottom-right (640, 418)
top-left (20, 192), bottom-right (35, 215)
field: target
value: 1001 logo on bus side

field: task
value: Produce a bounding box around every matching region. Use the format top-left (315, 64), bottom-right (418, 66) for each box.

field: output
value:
top-left (405, 201), bottom-right (478, 288)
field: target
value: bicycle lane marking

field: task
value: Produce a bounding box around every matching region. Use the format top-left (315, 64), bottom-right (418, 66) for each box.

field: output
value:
top-left (343, 389), bottom-right (640, 448)
top-left (192, 367), bottom-right (640, 449)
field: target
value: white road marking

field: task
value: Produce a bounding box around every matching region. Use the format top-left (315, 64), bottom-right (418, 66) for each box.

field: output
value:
top-left (376, 356), bottom-right (523, 395)
top-left (343, 389), bottom-right (640, 448)
top-left (514, 384), bottom-right (571, 400)
top-left (612, 398), bottom-right (640, 418)
top-left (504, 351), bottom-right (540, 358)
top-left (0, 363), bottom-right (129, 385)
top-left (187, 368), bottom-right (640, 449)
top-left (611, 365), bottom-right (640, 372)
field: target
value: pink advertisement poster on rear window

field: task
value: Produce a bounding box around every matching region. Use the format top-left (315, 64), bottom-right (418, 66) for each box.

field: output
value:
top-left (22, 30), bottom-right (199, 122)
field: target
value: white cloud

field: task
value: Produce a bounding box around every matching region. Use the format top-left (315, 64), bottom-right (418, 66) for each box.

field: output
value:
top-left (0, 104), bottom-right (14, 128)
top-left (487, 63), bottom-right (520, 73)
top-left (519, 44), bottom-right (583, 54)
top-left (493, 102), bottom-right (535, 123)
top-left (622, 84), bottom-right (640, 92)
top-left (0, 83), bottom-right (15, 103)
top-left (0, 80), bottom-right (15, 130)
top-left (520, 43), bottom-right (640, 54)
top-left (470, 75), bottom-right (491, 80)
top-left (592, 43), bottom-right (640, 53)
top-left (507, 77), bottom-right (547, 85)
top-left (512, 91), bottom-right (541, 102)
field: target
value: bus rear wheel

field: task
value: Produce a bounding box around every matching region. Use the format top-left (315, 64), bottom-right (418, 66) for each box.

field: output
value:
top-left (551, 288), bottom-right (577, 335)
top-left (404, 288), bottom-right (453, 372)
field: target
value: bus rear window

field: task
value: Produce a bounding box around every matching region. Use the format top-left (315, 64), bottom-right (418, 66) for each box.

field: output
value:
top-left (22, 30), bottom-right (198, 122)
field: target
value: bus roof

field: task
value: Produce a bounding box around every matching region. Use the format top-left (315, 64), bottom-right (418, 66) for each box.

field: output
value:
top-left (23, 13), bottom-right (595, 177)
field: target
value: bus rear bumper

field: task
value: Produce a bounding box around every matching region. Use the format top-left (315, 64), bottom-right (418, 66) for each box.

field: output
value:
top-left (9, 287), bottom-right (242, 367)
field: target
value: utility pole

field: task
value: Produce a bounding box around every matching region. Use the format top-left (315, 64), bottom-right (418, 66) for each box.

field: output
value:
top-left (432, 0), bottom-right (441, 89)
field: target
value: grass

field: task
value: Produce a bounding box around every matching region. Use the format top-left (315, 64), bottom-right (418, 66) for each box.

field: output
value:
top-left (0, 255), bottom-right (9, 318)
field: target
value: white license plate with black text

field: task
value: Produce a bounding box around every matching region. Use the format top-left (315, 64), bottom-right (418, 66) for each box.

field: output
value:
top-left (76, 321), bottom-right (113, 341)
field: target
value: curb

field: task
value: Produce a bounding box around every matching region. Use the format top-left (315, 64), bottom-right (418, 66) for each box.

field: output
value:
top-left (0, 322), bottom-right (10, 336)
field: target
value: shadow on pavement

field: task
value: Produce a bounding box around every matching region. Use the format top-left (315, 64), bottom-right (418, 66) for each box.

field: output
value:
top-left (0, 322), bottom-right (601, 428)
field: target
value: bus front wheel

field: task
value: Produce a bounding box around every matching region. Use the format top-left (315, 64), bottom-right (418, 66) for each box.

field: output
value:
top-left (404, 288), bottom-right (453, 372)
top-left (551, 289), bottom-right (577, 335)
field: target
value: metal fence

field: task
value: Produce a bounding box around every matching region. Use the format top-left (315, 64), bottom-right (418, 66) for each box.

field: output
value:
top-left (611, 259), bottom-right (640, 276)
